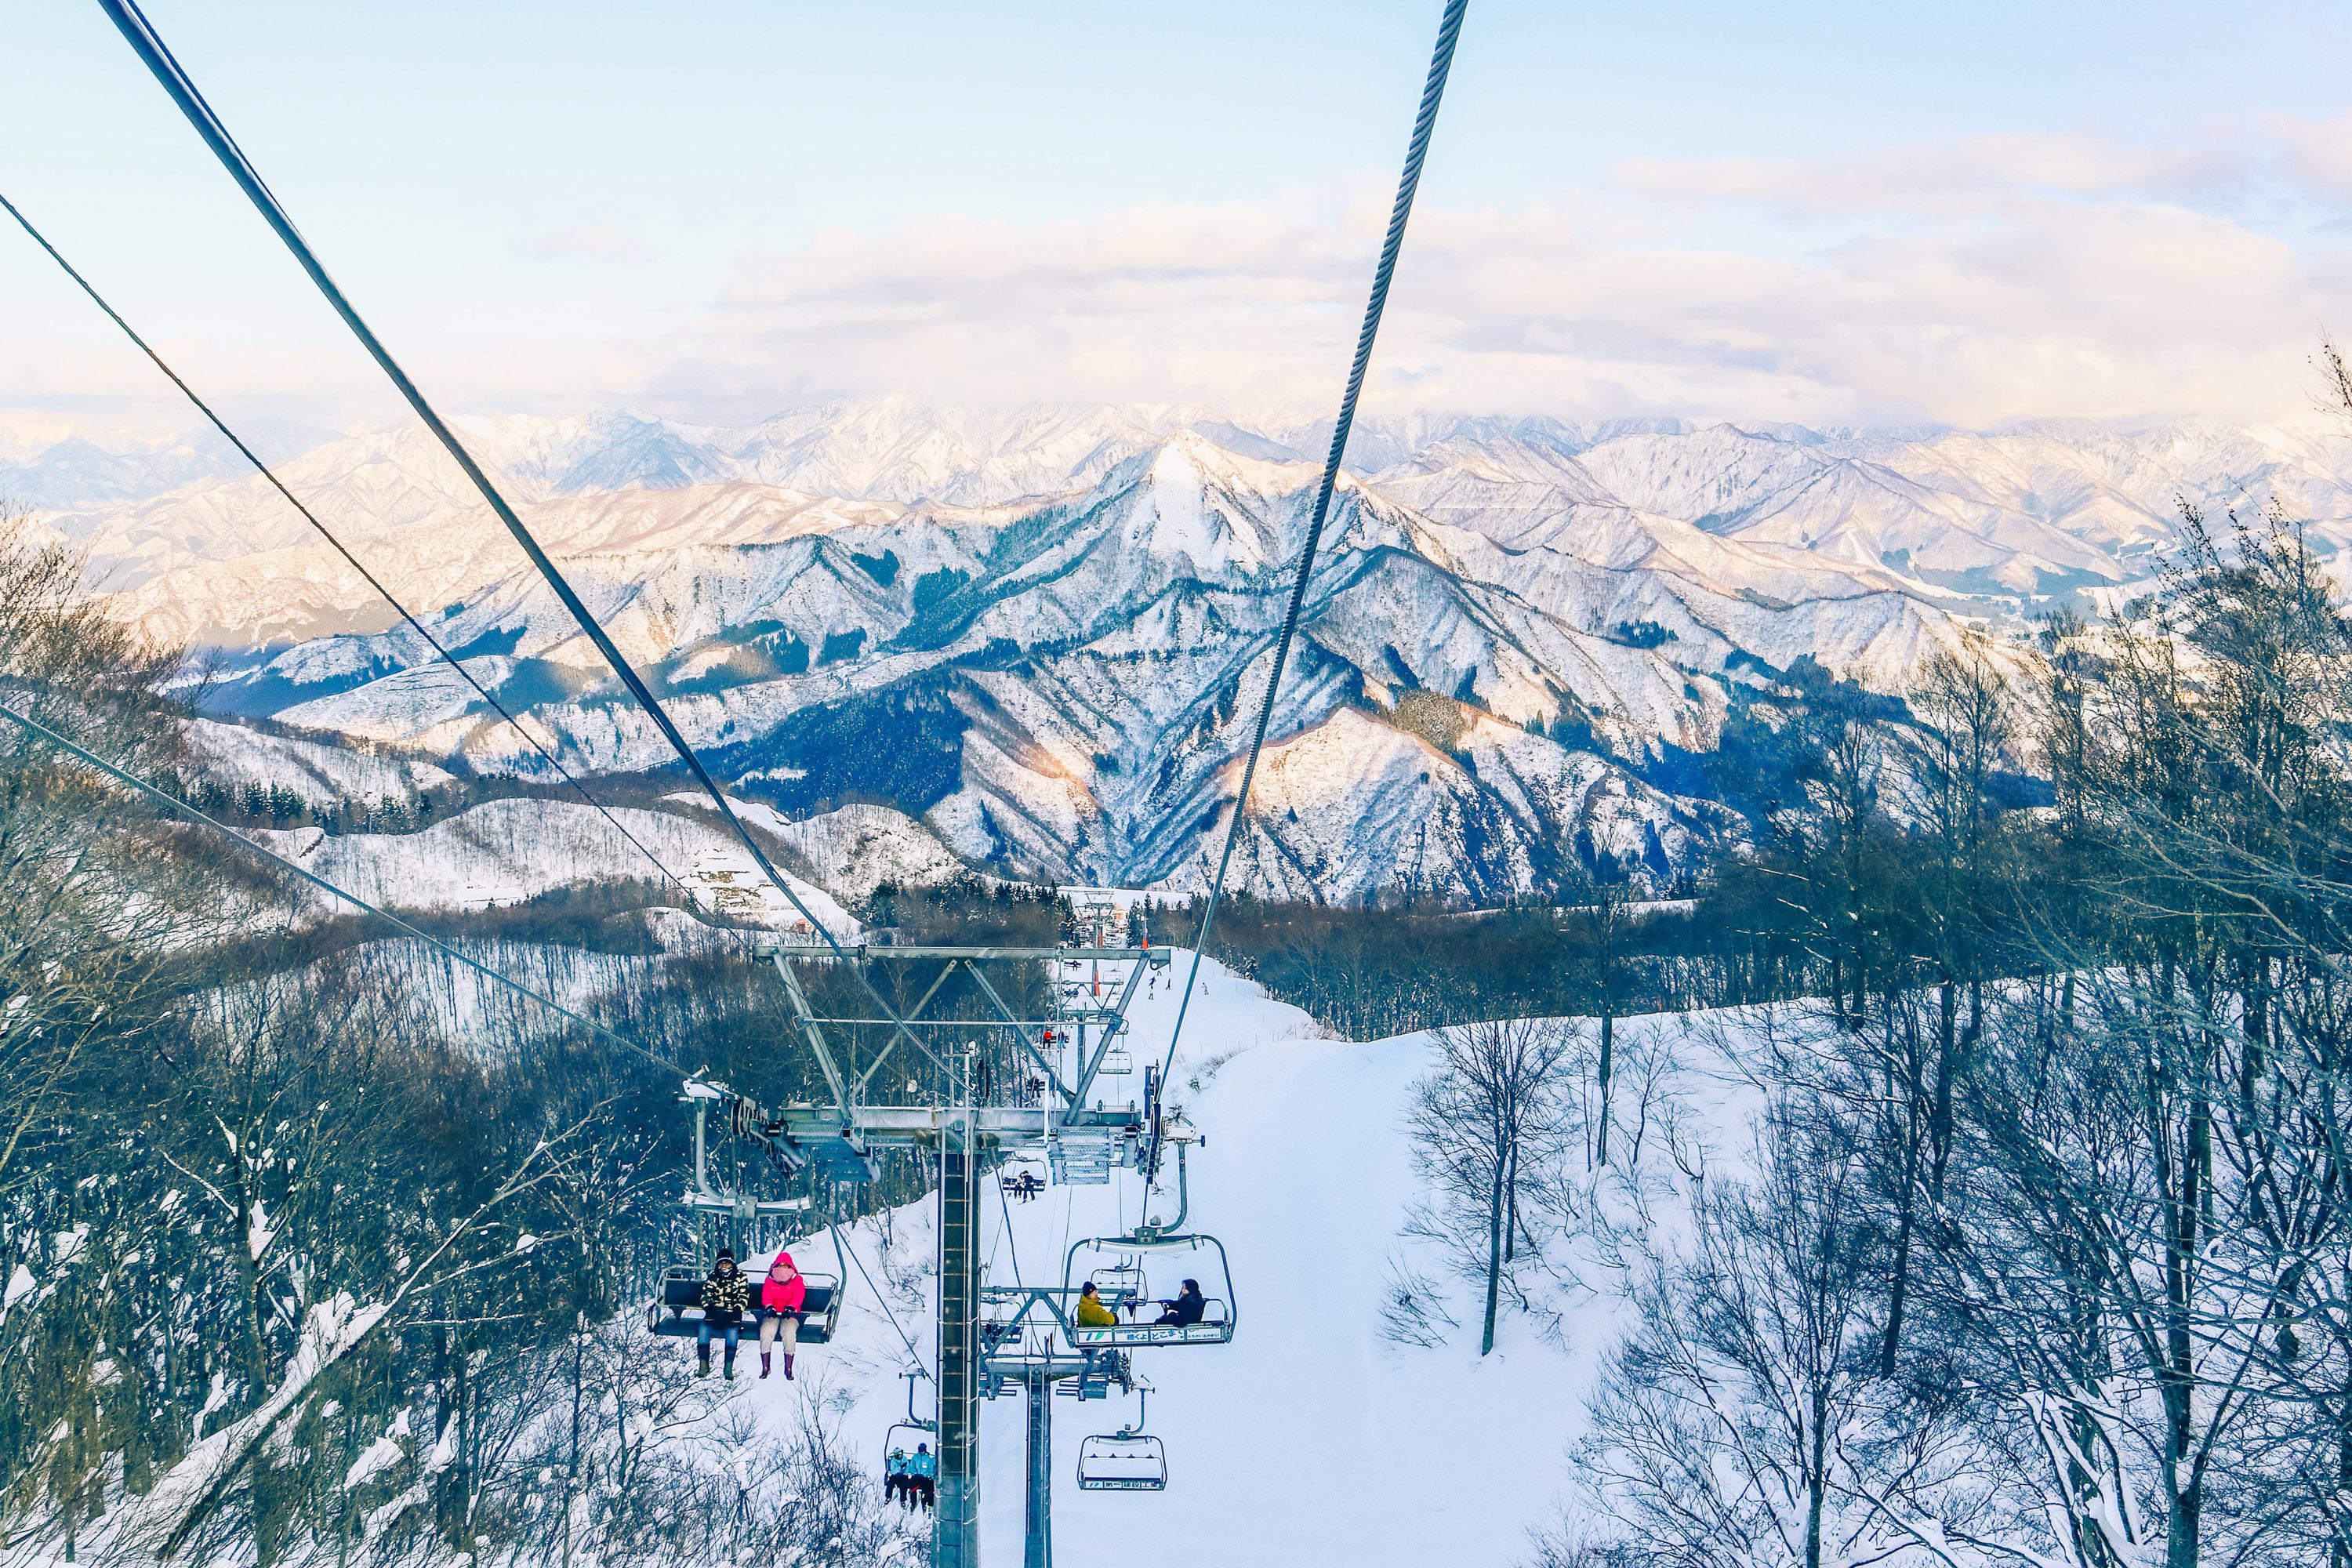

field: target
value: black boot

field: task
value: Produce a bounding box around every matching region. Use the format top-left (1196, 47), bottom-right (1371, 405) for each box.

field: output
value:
top-left (724, 1348), bottom-right (737, 1380)
top-left (696, 1348), bottom-right (711, 1378)
top-left (760, 1351), bottom-right (772, 1379)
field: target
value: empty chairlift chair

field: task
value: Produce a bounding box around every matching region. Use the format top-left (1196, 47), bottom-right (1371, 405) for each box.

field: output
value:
top-left (1077, 1429), bottom-right (1168, 1492)
top-left (1078, 1384), bottom-right (1167, 1492)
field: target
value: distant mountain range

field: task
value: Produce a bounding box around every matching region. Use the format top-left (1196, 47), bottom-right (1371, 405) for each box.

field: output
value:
top-left (20, 401), bottom-right (2352, 902)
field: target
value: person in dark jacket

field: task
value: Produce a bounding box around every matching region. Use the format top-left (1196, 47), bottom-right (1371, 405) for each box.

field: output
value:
top-left (698, 1250), bottom-right (750, 1378)
top-left (1154, 1279), bottom-right (1207, 1327)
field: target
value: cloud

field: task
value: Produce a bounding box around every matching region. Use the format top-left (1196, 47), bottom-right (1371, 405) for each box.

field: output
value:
top-left (19, 125), bottom-right (2352, 435)
top-left (590, 137), bottom-right (2340, 429)
top-left (1614, 129), bottom-right (2254, 217)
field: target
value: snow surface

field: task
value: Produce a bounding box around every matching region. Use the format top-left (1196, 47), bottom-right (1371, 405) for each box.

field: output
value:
top-left (249, 798), bottom-right (854, 935)
top-left (657, 949), bottom-right (1762, 1566)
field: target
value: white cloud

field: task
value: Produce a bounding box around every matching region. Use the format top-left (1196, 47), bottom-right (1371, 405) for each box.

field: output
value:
top-left (593, 138), bottom-right (2345, 428)
top-left (16, 125), bottom-right (2352, 434)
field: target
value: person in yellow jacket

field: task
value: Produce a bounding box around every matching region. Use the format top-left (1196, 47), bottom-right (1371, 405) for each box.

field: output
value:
top-left (1074, 1279), bottom-right (1118, 1330)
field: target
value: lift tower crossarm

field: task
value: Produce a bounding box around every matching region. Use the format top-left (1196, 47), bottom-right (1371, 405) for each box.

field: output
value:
top-left (772, 1105), bottom-right (1145, 1146)
top-left (770, 944), bottom-right (1168, 964)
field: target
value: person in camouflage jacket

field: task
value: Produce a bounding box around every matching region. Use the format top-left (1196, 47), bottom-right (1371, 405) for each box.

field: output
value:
top-left (696, 1249), bottom-right (750, 1378)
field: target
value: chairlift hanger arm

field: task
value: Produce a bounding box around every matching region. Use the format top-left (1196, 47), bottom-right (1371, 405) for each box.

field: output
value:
top-left (1069, 958), bottom-right (1151, 1105)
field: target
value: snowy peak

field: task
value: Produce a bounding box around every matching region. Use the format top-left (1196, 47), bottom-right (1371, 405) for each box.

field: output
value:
top-left (64, 399), bottom-right (2352, 902)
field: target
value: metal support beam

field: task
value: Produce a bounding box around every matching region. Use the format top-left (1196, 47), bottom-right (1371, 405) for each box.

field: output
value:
top-left (933, 1094), bottom-right (981, 1568)
top-left (775, 1104), bottom-right (1143, 1146)
top-left (1024, 1370), bottom-right (1053, 1568)
top-left (771, 943), bottom-right (1168, 964)
top-left (771, 955), bottom-right (851, 1116)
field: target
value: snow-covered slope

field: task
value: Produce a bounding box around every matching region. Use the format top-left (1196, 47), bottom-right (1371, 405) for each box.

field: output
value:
top-left (676, 948), bottom-right (1759, 1566)
top-left (182, 717), bottom-right (456, 808)
top-left (248, 798), bottom-right (858, 934)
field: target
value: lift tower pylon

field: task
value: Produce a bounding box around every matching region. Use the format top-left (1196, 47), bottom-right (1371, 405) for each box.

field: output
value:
top-left (1024, 1369), bottom-right (1054, 1568)
top-left (935, 1094), bottom-right (982, 1568)
top-left (764, 940), bottom-right (1168, 1568)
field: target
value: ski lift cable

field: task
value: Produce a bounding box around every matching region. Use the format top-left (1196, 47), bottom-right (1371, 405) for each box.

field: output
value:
top-left (837, 1217), bottom-right (930, 1381)
top-left (1157, 0), bottom-right (1469, 1090)
top-left (995, 1163), bottom-right (1025, 1288)
top-left (95, 0), bottom-right (935, 1069)
top-left (0, 697), bottom-right (679, 1073)
top-left (0, 190), bottom-right (708, 916)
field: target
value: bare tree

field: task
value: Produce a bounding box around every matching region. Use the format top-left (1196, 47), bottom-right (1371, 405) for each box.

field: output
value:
top-left (1573, 1102), bottom-right (1983, 1568)
top-left (1404, 1016), bottom-right (1577, 1354)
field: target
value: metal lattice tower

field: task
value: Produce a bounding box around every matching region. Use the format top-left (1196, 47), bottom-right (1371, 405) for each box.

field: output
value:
top-left (761, 938), bottom-right (1169, 1567)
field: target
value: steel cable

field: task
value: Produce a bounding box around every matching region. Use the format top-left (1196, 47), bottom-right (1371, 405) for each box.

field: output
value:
top-left (96, 0), bottom-right (935, 1069)
top-left (1157, 0), bottom-right (1470, 1091)
top-left (0, 190), bottom-right (709, 915)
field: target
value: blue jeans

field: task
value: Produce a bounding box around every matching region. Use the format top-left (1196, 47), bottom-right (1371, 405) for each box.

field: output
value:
top-left (697, 1321), bottom-right (739, 1353)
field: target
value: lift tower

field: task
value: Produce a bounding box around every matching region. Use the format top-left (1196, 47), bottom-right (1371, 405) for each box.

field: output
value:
top-left (763, 935), bottom-right (1167, 1568)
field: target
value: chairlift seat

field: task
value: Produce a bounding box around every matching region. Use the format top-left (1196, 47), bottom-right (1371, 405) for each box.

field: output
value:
top-left (1076, 1432), bottom-right (1167, 1493)
top-left (644, 1265), bottom-right (840, 1345)
top-left (1068, 1298), bottom-right (1233, 1347)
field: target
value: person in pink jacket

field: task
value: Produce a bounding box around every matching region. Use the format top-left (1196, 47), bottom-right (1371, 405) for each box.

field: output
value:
top-left (760, 1250), bottom-right (808, 1379)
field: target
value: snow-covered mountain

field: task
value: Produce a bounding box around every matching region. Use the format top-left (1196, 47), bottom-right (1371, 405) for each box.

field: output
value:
top-left (46, 401), bottom-right (2352, 901)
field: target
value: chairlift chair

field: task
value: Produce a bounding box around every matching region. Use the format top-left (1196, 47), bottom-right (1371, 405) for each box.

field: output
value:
top-left (1089, 1252), bottom-right (1148, 1312)
top-left (1062, 1232), bottom-right (1236, 1348)
top-left (1077, 1385), bottom-right (1167, 1492)
top-left (884, 1367), bottom-right (938, 1483)
top-left (645, 1227), bottom-right (846, 1345)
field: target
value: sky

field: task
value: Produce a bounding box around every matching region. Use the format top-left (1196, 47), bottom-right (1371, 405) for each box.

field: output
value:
top-left (8, 0), bottom-right (2352, 444)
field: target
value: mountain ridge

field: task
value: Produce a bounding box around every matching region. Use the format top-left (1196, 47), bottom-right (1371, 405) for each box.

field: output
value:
top-left (32, 400), bottom-right (2352, 902)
